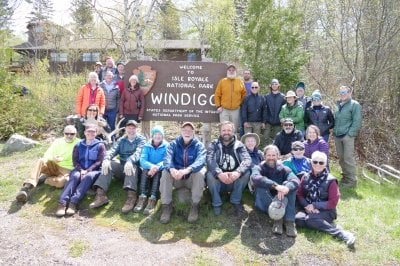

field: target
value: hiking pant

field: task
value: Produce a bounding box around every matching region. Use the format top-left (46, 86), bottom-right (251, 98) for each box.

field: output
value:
top-left (25, 158), bottom-right (69, 188)
top-left (93, 161), bottom-right (139, 192)
top-left (334, 135), bottom-right (357, 185)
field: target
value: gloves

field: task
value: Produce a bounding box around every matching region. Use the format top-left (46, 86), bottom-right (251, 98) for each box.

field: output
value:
top-left (101, 159), bottom-right (111, 175)
top-left (124, 161), bottom-right (136, 176)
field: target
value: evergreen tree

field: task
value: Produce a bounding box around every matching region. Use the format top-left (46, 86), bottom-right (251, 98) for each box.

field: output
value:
top-left (158, 0), bottom-right (180, 39)
top-left (71, 0), bottom-right (93, 37)
top-left (0, 0), bottom-right (14, 30)
top-left (26, 0), bottom-right (54, 23)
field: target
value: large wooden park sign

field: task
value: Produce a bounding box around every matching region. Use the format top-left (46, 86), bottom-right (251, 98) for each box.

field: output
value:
top-left (124, 61), bottom-right (227, 122)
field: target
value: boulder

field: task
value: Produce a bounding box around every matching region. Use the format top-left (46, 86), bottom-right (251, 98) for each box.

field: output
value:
top-left (1, 134), bottom-right (39, 155)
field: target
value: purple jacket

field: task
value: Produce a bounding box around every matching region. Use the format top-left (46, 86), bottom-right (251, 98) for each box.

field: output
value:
top-left (304, 137), bottom-right (329, 159)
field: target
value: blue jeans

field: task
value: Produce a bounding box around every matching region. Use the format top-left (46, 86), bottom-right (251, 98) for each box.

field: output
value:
top-left (254, 187), bottom-right (296, 222)
top-left (322, 134), bottom-right (330, 143)
top-left (104, 108), bottom-right (118, 131)
top-left (59, 169), bottom-right (100, 205)
top-left (206, 170), bottom-right (250, 207)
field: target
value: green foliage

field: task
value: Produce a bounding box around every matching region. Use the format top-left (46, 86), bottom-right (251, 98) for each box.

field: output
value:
top-left (26, 0), bottom-right (54, 23)
top-left (241, 0), bottom-right (307, 90)
top-left (158, 0), bottom-right (181, 39)
top-left (0, 0), bottom-right (14, 30)
top-left (71, 0), bottom-right (93, 38)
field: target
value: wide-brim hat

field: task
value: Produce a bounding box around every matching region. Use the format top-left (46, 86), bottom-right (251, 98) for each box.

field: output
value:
top-left (241, 133), bottom-right (260, 147)
top-left (285, 90), bottom-right (298, 98)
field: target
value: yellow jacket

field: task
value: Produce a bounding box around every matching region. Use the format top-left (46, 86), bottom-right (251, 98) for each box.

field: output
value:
top-left (214, 78), bottom-right (246, 110)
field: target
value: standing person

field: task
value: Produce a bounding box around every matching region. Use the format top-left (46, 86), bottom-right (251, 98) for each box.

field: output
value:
top-left (295, 82), bottom-right (311, 109)
top-left (119, 75), bottom-right (145, 129)
top-left (214, 64), bottom-right (246, 134)
top-left (263, 79), bottom-right (286, 144)
top-left (159, 122), bottom-right (206, 224)
top-left (240, 81), bottom-right (265, 140)
top-left (15, 125), bottom-right (80, 203)
top-left (273, 118), bottom-right (304, 160)
top-left (100, 70), bottom-right (120, 131)
top-left (56, 125), bottom-right (105, 217)
top-left (94, 61), bottom-right (102, 81)
top-left (89, 120), bottom-right (146, 213)
top-left (251, 145), bottom-right (300, 237)
top-left (135, 126), bottom-right (168, 215)
top-left (114, 62), bottom-right (125, 95)
top-left (304, 90), bottom-right (335, 143)
top-left (279, 90), bottom-right (305, 132)
top-left (100, 56), bottom-right (117, 81)
top-left (296, 151), bottom-right (356, 247)
top-left (333, 86), bottom-right (362, 188)
top-left (206, 121), bottom-right (251, 216)
top-left (304, 125), bottom-right (329, 162)
top-left (75, 72), bottom-right (106, 118)
top-left (243, 69), bottom-right (253, 96)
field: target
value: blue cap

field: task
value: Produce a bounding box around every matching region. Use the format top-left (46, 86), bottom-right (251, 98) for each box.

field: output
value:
top-left (151, 125), bottom-right (164, 137)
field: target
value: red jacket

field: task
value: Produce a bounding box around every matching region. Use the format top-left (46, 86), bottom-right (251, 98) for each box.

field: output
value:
top-left (119, 87), bottom-right (145, 118)
top-left (75, 84), bottom-right (106, 116)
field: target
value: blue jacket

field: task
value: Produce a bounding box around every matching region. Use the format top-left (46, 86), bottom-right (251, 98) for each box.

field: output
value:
top-left (241, 93), bottom-right (266, 123)
top-left (304, 104), bottom-right (335, 136)
top-left (163, 136), bottom-right (206, 174)
top-left (264, 92), bottom-right (286, 125)
top-left (105, 134), bottom-right (146, 164)
top-left (73, 138), bottom-right (106, 171)
top-left (140, 140), bottom-right (169, 170)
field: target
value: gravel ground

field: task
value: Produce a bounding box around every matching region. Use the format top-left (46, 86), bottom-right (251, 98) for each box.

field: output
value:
top-left (0, 204), bottom-right (235, 265)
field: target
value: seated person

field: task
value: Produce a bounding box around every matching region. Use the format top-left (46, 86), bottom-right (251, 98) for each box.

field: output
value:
top-left (206, 121), bottom-right (251, 216)
top-left (273, 118), bottom-right (303, 160)
top-left (78, 104), bottom-right (111, 140)
top-left (134, 126), bottom-right (168, 215)
top-left (15, 125), bottom-right (80, 203)
top-left (241, 132), bottom-right (263, 193)
top-left (56, 124), bottom-right (106, 217)
top-left (304, 125), bottom-right (329, 162)
top-left (296, 151), bottom-right (356, 247)
top-left (283, 141), bottom-right (311, 179)
top-left (251, 144), bottom-right (300, 237)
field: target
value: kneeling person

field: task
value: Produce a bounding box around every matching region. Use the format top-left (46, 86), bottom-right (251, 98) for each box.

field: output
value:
top-left (89, 120), bottom-right (146, 213)
top-left (16, 125), bottom-right (80, 203)
top-left (251, 145), bottom-right (300, 237)
top-left (206, 121), bottom-right (251, 216)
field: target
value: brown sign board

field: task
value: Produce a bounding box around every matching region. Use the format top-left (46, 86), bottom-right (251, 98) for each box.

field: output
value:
top-left (124, 61), bottom-right (227, 122)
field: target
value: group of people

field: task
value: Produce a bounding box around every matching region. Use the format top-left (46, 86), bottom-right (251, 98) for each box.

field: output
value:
top-left (15, 60), bottom-right (362, 249)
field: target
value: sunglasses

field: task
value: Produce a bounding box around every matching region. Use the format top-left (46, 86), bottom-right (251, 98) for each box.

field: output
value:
top-left (293, 148), bottom-right (304, 151)
top-left (338, 91), bottom-right (349, 95)
top-left (251, 86), bottom-right (259, 89)
top-left (312, 160), bottom-right (325, 165)
top-left (64, 133), bottom-right (75, 136)
top-left (88, 109), bottom-right (98, 112)
top-left (283, 124), bottom-right (294, 127)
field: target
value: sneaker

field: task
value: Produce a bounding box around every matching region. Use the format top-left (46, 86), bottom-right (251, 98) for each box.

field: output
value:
top-left (233, 203), bottom-right (245, 216)
top-left (285, 221), bottom-right (297, 237)
top-left (66, 203), bottom-right (77, 216)
top-left (134, 196), bottom-right (147, 213)
top-left (160, 203), bottom-right (173, 224)
top-left (188, 203), bottom-right (199, 223)
top-left (89, 188), bottom-right (109, 209)
top-left (16, 184), bottom-right (33, 203)
top-left (56, 203), bottom-right (66, 217)
top-left (121, 190), bottom-right (137, 214)
top-left (272, 219), bottom-right (283, 235)
top-left (143, 198), bottom-right (157, 215)
top-left (213, 206), bottom-right (222, 216)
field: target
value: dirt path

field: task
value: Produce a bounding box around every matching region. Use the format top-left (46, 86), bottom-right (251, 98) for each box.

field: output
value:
top-left (0, 203), bottom-right (235, 265)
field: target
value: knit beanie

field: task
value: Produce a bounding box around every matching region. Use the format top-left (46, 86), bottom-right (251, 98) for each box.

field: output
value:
top-left (151, 125), bottom-right (164, 137)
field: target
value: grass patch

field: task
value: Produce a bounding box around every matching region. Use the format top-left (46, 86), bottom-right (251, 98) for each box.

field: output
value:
top-left (68, 240), bottom-right (89, 258)
top-left (2, 145), bottom-right (400, 264)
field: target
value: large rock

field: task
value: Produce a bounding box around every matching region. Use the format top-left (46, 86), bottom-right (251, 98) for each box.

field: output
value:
top-left (1, 134), bottom-right (39, 155)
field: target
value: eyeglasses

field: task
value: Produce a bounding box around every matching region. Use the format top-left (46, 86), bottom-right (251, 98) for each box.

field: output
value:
top-left (86, 130), bottom-right (96, 133)
top-left (64, 133), bottom-right (75, 136)
top-left (292, 148), bottom-right (304, 151)
top-left (283, 124), bottom-right (294, 127)
top-left (312, 160), bottom-right (325, 165)
top-left (338, 91), bottom-right (349, 95)
top-left (88, 109), bottom-right (98, 112)
top-left (251, 86), bottom-right (259, 89)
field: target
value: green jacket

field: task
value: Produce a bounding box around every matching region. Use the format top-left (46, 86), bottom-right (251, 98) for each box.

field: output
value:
top-left (333, 98), bottom-right (362, 137)
top-left (279, 102), bottom-right (305, 131)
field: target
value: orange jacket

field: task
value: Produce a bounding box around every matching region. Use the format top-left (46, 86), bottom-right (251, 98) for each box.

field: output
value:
top-left (214, 77), bottom-right (246, 110)
top-left (75, 84), bottom-right (106, 116)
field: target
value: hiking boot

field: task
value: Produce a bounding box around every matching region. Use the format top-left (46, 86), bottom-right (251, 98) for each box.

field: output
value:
top-left (134, 196), bottom-right (147, 213)
top-left (160, 203), bottom-right (173, 224)
top-left (213, 206), bottom-right (222, 216)
top-left (55, 203), bottom-right (66, 217)
top-left (143, 198), bottom-right (157, 215)
top-left (340, 178), bottom-right (357, 188)
top-left (233, 203), bottom-right (245, 216)
top-left (16, 184), bottom-right (33, 203)
top-left (341, 231), bottom-right (356, 248)
top-left (188, 203), bottom-right (199, 223)
top-left (272, 219), bottom-right (283, 235)
top-left (89, 188), bottom-right (109, 209)
top-left (121, 190), bottom-right (137, 214)
top-left (285, 221), bottom-right (297, 237)
top-left (66, 203), bottom-right (77, 216)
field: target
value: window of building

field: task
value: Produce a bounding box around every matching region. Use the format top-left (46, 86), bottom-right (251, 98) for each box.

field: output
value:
top-left (50, 52), bottom-right (68, 62)
top-left (82, 52), bottom-right (100, 62)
